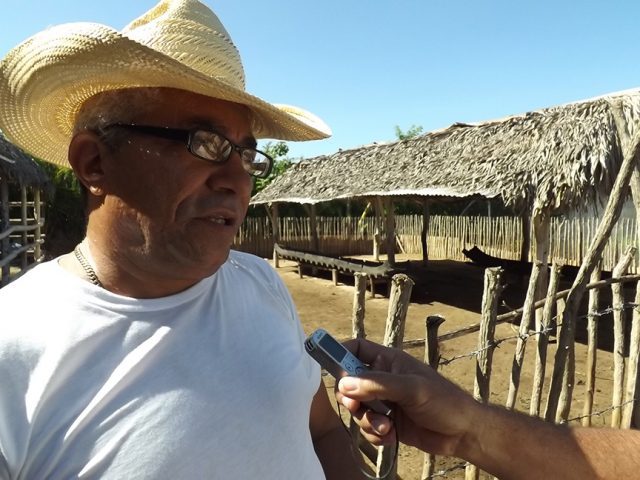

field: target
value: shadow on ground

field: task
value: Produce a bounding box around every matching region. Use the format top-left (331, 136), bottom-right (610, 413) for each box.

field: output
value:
top-left (299, 257), bottom-right (634, 355)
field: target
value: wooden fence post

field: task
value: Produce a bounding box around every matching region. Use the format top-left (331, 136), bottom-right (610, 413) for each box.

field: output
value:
top-left (34, 189), bottom-right (42, 261)
top-left (422, 315), bottom-right (445, 480)
top-left (545, 130), bottom-right (640, 420)
top-left (612, 247), bottom-right (637, 427)
top-left (267, 203), bottom-right (280, 268)
top-left (377, 274), bottom-right (414, 480)
top-left (20, 186), bottom-right (27, 269)
top-left (352, 273), bottom-right (367, 339)
top-left (582, 265), bottom-right (602, 426)
top-left (466, 267), bottom-right (502, 480)
top-left (1, 178), bottom-right (10, 286)
top-left (555, 297), bottom-right (575, 423)
top-left (506, 262), bottom-right (542, 410)
top-left (530, 262), bottom-right (562, 417)
top-left (622, 281), bottom-right (640, 428)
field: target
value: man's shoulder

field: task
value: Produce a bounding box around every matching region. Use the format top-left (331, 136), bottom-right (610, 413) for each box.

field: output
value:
top-left (226, 250), bottom-right (276, 276)
top-left (0, 260), bottom-right (59, 297)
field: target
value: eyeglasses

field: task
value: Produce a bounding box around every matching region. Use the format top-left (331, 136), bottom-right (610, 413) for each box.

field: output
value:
top-left (100, 124), bottom-right (273, 178)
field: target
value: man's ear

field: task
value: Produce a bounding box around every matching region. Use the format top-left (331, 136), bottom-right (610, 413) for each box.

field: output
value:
top-left (68, 131), bottom-right (107, 197)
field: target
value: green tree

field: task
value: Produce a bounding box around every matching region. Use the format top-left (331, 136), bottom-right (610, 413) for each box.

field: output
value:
top-left (394, 124), bottom-right (423, 140)
top-left (36, 160), bottom-right (86, 257)
top-left (252, 141), bottom-right (292, 196)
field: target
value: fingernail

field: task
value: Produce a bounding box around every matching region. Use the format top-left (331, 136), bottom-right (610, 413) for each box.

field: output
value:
top-left (339, 377), bottom-right (359, 392)
top-left (371, 416), bottom-right (389, 435)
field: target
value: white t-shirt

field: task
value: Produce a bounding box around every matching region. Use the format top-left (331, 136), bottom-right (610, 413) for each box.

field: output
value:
top-left (0, 251), bottom-right (324, 479)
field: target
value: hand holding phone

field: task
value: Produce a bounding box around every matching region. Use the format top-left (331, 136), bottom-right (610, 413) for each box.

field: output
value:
top-left (305, 328), bottom-right (393, 417)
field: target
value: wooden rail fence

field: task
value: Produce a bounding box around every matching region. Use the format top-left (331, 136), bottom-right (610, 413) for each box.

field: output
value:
top-left (0, 188), bottom-right (45, 286)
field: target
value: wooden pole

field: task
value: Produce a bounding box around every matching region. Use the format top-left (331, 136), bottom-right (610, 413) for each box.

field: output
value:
top-left (384, 197), bottom-right (396, 266)
top-left (421, 199), bottom-right (430, 265)
top-left (422, 315), bottom-right (445, 480)
top-left (352, 273), bottom-right (367, 339)
top-left (582, 264), bottom-right (602, 426)
top-left (373, 197), bottom-right (383, 261)
top-left (611, 246), bottom-right (636, 428)
top-left (520, 207), bottom-right (531, 263)
top-left (267, 203), bottom-right (280, 268)
top-left (309, 203), bottom-right (319, 253)
top-left (545, 101), bottom-right (640, 421)
top-left (474, 267), bottom-right (502, 403)
top-left (382, 274), bottom-right (414, 348)
top-left (466, 267), bottom-right (502, 480)
top-left (506, 261), bottom-right (542, 410)
top-left (530, 262), bottom-right (562, 417)
top-left (533, 211), bottom-right (551, 332)
top-left (555, 296), bottom-right (573, 423)
top-left (0, 179), bottom-right (10, 286)
top-left (377, 274), bottom-right (414, 479)
top-left (20, 186), bottom-right (27, 269)
top-left (34, 189), bottom-right (42, 260)
top-left (622, 281), bottom-right (640, 428)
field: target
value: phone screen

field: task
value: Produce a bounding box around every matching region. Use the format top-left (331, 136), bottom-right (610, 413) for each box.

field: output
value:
top-left (319, 334), bottom-right (348, 362)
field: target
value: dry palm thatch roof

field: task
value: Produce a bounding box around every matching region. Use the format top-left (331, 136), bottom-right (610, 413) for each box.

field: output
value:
top-left (253, 90), bottom-right (640, 215)
top-left (0, 132), bottom-right (50, 188)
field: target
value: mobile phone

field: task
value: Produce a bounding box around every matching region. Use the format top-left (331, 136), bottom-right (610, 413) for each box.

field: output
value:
top-left (305, 328), bottom-right (393, 417)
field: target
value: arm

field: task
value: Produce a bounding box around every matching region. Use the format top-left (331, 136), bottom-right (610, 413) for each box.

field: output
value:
top-left (309, 380), bottom-right (367, 480)
top-left (337, 338), bottom-right (640, 480)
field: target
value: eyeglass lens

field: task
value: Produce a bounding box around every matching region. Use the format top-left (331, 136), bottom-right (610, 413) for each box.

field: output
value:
top-left (191, 130), bottom-right (270, 177)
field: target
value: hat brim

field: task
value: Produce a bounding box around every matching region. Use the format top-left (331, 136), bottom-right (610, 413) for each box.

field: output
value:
top-left (0, 22), bottom-right (331, 168)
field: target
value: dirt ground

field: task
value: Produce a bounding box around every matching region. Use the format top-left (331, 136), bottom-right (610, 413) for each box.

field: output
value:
top-left (272, 255), bottom-right (620, 479)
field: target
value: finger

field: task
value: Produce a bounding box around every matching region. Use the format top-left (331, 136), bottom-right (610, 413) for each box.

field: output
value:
top-left (336, 392), bottom-right (361, 413)
top-left (349, 411), bottom-right (397, 446)
top-left (359, 430), bottom-right (396, 446)
top-left (339, 372), bottom-right (425, 406)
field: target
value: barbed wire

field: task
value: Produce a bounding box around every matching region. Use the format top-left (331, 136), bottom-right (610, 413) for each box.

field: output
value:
top-left (437, 301), bottom-right (640, 368)
top-left (565, 399), bottom-right (637, 424)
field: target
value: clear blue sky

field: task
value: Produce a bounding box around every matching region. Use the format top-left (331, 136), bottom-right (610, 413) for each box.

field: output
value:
top-left (2, 1), bottom-right (640, 160)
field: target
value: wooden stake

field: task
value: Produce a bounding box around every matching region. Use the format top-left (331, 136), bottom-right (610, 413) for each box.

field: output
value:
top-left (530, 262), bottom-right (562, 417)
top-left (377, 274), bottom-right (414, 479)
top-left (582, 264), bottom-right (602, 426)
top-left (422, 315), bottom-right (445, 480)
top-left (352, 273), bottom-right (367, 339)
top-left (506, 262), bottom-right (542, 410)
top-left (622, 282), bottom-right (640, 428)
top-left (466, 267), bottom-right (503, 480)
top-left (611, 246), bottom-right (636, 427)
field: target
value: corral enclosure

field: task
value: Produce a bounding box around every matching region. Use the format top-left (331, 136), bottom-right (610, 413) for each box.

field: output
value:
top-left (273, 253), bottom-right (637, 479)
top-left (232, 206), bottom-right (640, 478)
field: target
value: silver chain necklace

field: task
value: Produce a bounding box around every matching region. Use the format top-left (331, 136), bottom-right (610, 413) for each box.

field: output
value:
top-left (73, 244), bottom-right (104, 288)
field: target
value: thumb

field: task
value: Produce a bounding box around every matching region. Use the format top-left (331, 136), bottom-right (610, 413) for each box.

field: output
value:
top-left (338, 372), bottom-right (423, 406)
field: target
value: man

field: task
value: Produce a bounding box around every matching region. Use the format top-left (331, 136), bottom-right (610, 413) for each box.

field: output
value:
top-left (337, 338), bottom-right (640, 480)
top-left (0, 1), bottom-right (365, 478)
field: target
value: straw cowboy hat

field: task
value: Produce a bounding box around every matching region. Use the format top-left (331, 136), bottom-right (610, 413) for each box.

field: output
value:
top-left (0, 0), bottom-right (331, 168)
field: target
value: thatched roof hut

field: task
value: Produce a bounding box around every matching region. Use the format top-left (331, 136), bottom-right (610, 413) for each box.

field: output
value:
top-left (251, 89), bottom-right (640, 268)
top-left (0, 133), bottom-right (50, 286)
top-left (0, 133), bottom-right (50, 188)
top-left (253, 90), bottom-right (640, 216)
